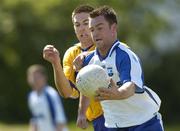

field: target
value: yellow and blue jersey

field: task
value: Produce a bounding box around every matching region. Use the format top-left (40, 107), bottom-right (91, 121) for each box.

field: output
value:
top-left (63, 43), bottom-right (103, 121)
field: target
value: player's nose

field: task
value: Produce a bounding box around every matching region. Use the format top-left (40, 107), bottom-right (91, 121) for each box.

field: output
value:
top-left (79, 25), bottom-right (86, 32)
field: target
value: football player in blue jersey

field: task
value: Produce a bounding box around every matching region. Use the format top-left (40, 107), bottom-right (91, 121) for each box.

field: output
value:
top-left (75, 5), bottom-right (164, 131)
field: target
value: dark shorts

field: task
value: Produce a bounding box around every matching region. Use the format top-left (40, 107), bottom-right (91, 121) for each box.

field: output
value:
top-left (107, 115), bottom-right (164, 131)
top-left (93, 115), bottom-right (108, 131)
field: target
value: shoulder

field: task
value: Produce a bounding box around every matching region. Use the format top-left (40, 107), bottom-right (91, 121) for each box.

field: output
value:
top-left (116, 42), bottom-right (140, 63)
top-left (83, 51), bottom-right (95, 66)
top-left (28, 91), bottom-right (36, 100)
top-left (115, 43), bottom-right (130, 58)
top-left (44, 86), bottom-right (62, 106)
top-left (44, 86), bottom-right (59, 98)
top-left (63, 43), bottom-right (81, 62)
top-left (27, 91), bottom-right (37, 106)
top-left (64, 43), bottom-right (81, 54)
top-left (86, 51), bottom-right (95, 59)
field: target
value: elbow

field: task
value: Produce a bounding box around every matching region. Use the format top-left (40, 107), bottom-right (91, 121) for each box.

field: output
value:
top-left (62, 93), bottom-right (71, 98)
top-left (128, 83), bottom-right (135, 95)
top-left (128, 90), bottom-right (135, 97)
top-left (55, 84), bottom-right (72, 98)
top-left (127, 82), bottom-right (136, 97)
top-left (121, 89), bottom-right (134, 99)
top-left (57, 88), bottom-right (72, 98)
top-left (58, 92), bottom-right (67, 98)
top-left (120, 82), bottom-right (135, 99)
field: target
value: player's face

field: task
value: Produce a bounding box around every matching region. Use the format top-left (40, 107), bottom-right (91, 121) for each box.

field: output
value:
top-left (27, 72), bottom-right (46, 91)
top-left (73, 13), bottom-right (92, 44)
top-left (89, 16), bottom-right (116, 51)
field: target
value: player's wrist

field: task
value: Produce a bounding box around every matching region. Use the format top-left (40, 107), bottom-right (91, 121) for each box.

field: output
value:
top-left (52, 59), bottom-right (61, 67)
top-left (78, 108), bottom-right (86, 116)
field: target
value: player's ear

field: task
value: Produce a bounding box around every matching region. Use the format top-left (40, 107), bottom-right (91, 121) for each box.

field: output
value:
top-left (111, 23), bottom-right (117, 36)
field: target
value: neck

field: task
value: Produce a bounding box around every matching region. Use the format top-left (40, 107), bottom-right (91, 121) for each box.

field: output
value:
top-left (98, 39), bottom-right (117, 57)
top-left (36, 88), bottom-right (44, 95)
top-left (36, 84), bottom-right (47, 94)
top-left (80, 40), bottom-right (94, 49)
top-left (98, 45), bottom-right (111, 57)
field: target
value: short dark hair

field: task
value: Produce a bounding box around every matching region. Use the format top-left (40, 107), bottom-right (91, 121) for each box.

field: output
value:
top-left (72, 5), bottom-right (94, 19)
top-left (89, 6), bottom-right (117, 25)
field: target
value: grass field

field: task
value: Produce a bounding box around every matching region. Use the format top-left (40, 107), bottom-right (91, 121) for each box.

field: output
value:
top-left (0, 122), bottom-right (179, 131)
top-left (0, 122), bottom-right (93, 131)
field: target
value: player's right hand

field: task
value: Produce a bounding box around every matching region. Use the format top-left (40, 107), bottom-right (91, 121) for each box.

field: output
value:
top-left (73, 52), bottom-right (89, 71)
top-left (76, 113), bottom-right (88, 129)
top-left (43, 45), bottom-right (60, 64)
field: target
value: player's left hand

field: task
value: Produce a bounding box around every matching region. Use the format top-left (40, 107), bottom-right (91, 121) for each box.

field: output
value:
top-left (95, 79), bottom-right (121, 101)
top-left (76, 113), bottom-right (88, 129)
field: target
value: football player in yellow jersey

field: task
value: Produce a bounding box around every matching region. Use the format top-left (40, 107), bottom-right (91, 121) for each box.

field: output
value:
top-left (43, 5), bottom-right (107, 131)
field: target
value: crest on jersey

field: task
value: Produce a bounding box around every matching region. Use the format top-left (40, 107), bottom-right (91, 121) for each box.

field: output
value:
top-left (107, 67), bottom-right (113, 77)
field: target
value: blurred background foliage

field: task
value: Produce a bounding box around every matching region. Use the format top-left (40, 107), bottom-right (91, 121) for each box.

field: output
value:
top-left (0, 0), bottom-right (180, 125)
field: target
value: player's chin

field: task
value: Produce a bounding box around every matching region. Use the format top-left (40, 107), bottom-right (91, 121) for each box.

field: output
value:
top-left (95, 41), bottom-right (103, 46)
top-left (79, 37), bottom-right (89, 43)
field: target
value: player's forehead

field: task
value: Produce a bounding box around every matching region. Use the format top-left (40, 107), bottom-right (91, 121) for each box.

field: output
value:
top-left (73, 12), bottom-right (89, 23)
top-left (89, 15), bottom-right (108, 28)
top-left (28, 71), bottom-right (42, 78)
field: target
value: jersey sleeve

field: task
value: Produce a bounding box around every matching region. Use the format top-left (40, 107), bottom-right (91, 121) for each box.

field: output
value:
top-left (116, 48), bottom-right (144, 93)
top-left (63, 48), bottom-right (79, 98)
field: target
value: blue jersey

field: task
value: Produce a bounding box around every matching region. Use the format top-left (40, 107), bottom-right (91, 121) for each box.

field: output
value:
top-left (83, 40), bottom-right (161, 128)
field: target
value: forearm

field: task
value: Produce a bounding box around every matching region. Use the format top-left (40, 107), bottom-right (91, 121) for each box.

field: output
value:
top-left (52, 62), bottom-right (73, 98)
top-left (78, 94), bottom-right (90, 115)
top-left (118, 82), bottom-right (135, 99)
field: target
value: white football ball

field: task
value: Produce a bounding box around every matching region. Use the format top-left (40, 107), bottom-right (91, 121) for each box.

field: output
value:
top-left (76, 64), bottom-right (110, 98)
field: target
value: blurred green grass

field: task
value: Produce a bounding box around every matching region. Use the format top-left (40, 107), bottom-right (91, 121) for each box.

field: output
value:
top-left (0, 122), bottom-right (179, 131)
top-left (0, 122), bottom-right (93, 131)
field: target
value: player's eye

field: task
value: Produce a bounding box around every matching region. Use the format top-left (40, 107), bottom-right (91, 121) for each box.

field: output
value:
top-left (83, 22), bottom-right (88, 26)
top-left (97, 27), bottom-right (102, 30)
top-left (74, 23), bottom-right (80, 27)
top-left (89, 28), bottom-right (94, 32)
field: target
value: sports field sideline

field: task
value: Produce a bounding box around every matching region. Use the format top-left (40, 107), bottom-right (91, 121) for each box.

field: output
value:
top-left (0, 122), bottom-right (179, 131)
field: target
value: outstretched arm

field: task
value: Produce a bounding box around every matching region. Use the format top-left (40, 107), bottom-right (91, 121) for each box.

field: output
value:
top-left (43, 45), bottom-right (73, 98)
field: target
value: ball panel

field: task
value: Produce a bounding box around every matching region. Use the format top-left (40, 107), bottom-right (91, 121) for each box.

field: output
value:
top-left (76, 64), bottom-right (110, 98)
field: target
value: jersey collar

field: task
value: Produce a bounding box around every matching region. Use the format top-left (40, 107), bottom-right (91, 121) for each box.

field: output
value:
top-left (80, 44), bottom-right (94, 52)
top-left (95, 39), bottom-right (120, 61)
